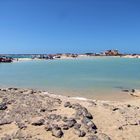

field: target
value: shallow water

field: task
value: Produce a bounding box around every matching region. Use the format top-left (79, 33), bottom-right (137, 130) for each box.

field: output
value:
top-left (0, 57), bottom-right (140, 100)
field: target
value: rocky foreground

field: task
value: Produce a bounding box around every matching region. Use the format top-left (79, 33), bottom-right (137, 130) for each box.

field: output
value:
top-left (0, 88), bottom-right (140, 140)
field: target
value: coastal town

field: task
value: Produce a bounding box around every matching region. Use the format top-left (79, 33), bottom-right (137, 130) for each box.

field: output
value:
top-left (0, 50), bottom-right (140, 63)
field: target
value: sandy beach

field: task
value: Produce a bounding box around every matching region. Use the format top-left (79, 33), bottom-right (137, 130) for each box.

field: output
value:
top-left (1, 0), bottom-right (140, 140)
top-left (0, 88), bottom-right (140, 140)
top-left (11, 55), bottom-right (140, 63)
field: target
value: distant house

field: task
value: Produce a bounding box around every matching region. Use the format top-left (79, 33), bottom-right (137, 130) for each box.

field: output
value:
top-left (104, 50), bottom-right (120, 56)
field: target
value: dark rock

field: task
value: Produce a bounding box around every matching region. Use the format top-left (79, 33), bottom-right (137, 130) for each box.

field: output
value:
top-left (47, 114), bottom-right (62, 121)
top-left (13, 88), bottom-right (18, 90)
top-left (75, 107), bottom-right (93, 119)
top-left (75, 110), bottom-right (83, 117)
top-left (47, 108), bottom-right (57, 112)
top-left (74, 123), bottom-right (81, 129)
top-left (16, 122), bottom-right (27, 129)
top-left (47, 114), bottom-right (57, 120)
top-left (0, 119), bottom-right (12, 125)
top-left (65, 118), bottom-right (77, 128)
top-left (87, 135), bottom-right (101, 140)
top-left (45, 123), bottom-right (61, 131)
top-left (61, 124), bottom-right (69, 130)
top-left (8, 87), bottom-right (18, 91)
top-left (64, 102), bottom-right (72, 108)
top-left (118, 126), bottom-right (123, 130)
top-left (74, 129), bottom-right (86, 137)
top-left (7, 88), bottom-right (13, 90)
top-left (40, 108), bottom-right (46, 112)
top-left (85, 112), bottom-right (93, 119)
top-left (81, 108), bottom-right (91, 116)
top-left (80, 130), bottom-right (86, 137)
top-left (112, 108), bottom-right (119, 111)
top-left (72, 103), bottom-right (82, 110)
top-left (86, 121), bottom-right (97, 130)
top-left (0, 103), bottom-right (7, 110)
top-left (88, 129), bottom-right (97, 134)
top-left (54, 98), bottom-right (62, 104)
top-left (52, 128), bottom-right (63, 138)
top-left (82, 117), bottom-right (97, 132)
top-left (82, 117), bottom-right (91, 124)
top-left (0, 89), bottom-right (7, 92)
top-left (40, 108), bottom-right (57, 113)
top-left (127, 104), bottom-right (131, 108)
top-left (98, 133), bottom-right (111, 140)
top-left (131, 89), bottom-right (135, 93)
top-left (32, 119), bottom-right (45, 126)
top-left (45, 124), bottom-right (52, 131)
top-left (51, 124), bottom-right (61, 130)
top-left (62, 116), bottom-right (68, 122)
top-left (40, 108), bottom-right (57, 112)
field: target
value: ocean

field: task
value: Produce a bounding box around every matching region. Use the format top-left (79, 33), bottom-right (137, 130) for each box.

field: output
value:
top-left (0, 57), bottom-right (140, 100)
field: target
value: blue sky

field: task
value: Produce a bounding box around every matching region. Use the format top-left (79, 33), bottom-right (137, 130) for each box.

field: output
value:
top-left (0, 0), bottom-right (140, 54)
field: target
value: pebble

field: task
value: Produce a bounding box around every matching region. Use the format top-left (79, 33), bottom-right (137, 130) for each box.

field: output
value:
top-left (0, 103), bottom-right (7, 110)
top-left (74, 129), bottom-right (86, 137)
top-left (72, 103), bottom-right (82, 110)
top-left (47, 114), bottom-right (62, 121)
top-left (64, 102), bottom-right (72, 108)
top-left (16, 122), bottom-right (27, 129)
top-left (32, 119), bottom-right (45, 126)
top-left (52, 128), bottom-right (63, 138)
top-left (45, 124), bottom-right (52, 131)
top-left (65, 118), bottom-right (77, 128)
top-left (74, 123), bottom-right (81, 129)
top-left (87, 121), bottom-right (97, 130)
top-left (61, 124), bottom-right (69, 130)
top-left (82, 117), bottom-right (91, 124)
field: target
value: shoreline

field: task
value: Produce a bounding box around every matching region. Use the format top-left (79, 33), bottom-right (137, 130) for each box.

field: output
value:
top-left (0, 87), bottom-right (140, 140)
top-left (0, 85), bottom-right (136, 102)
top-left (11, 55), bottom-right (140, 62)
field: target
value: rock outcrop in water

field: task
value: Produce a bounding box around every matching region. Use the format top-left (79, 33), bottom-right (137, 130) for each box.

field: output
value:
top-left (0, 57), bottom-right (13, 63)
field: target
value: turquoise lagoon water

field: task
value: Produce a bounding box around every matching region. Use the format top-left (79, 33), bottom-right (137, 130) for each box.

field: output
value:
top-left (0, 57), bottom-right (140, 100)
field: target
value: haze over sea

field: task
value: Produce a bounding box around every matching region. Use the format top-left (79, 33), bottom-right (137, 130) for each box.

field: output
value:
top-left (0, 57), bottom-right (140, 100)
